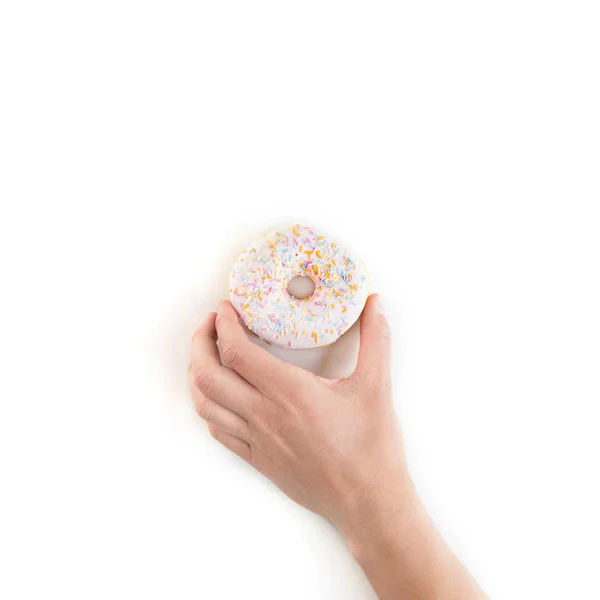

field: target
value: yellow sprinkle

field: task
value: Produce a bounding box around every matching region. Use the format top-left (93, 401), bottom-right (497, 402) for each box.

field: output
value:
top-left (312, 332), bottom-right (318, 344)
top-left (299, 245), bottom-right (303, 253)
top-left (315, 250), bottom-right (323, 259)
top-left (318, 236), bottom-right (325, 242)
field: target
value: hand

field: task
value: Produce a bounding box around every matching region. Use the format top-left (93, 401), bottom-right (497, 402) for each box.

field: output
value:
top-left (188, 295), bottom-right (408, 531)
top-left (188, 295), bottom-right (487, 600)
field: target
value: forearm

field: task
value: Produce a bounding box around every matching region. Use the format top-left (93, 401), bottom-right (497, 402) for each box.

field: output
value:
top-left (190, 300), bottom-right (486, 598)
top-left (336, 477), bottom-right (487, 600)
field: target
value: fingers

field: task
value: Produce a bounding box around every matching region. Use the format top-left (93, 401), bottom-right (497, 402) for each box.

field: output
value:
top-left (188, 367), bottom-right (250, 440)
top-left (215, 300), bottom-right (305, 398)
top-left (208, 425), bottom-right (252, 463)
top-left (190, 312), bottom-right (220, 368)
top-left (190, 313), bottom-right (262, 420)
top-left (352, 294), bottom-right (392, 388)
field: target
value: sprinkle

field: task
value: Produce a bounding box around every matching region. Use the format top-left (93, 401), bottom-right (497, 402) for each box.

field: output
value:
top-left (229, 224), bottom-right (367, 349)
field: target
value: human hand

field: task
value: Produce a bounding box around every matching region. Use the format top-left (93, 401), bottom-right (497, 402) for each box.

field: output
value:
top-left (189, 295), bottom-right (487, 599)
top-left (188, 295), bottom-right (410, 533)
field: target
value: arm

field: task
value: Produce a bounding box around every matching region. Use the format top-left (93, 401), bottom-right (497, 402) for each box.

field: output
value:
top-left (188, 295), bottom-right (487, 599)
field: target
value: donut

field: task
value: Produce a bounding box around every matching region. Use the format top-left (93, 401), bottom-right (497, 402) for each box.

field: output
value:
top-left (229, 224), bottom-right (369, 349)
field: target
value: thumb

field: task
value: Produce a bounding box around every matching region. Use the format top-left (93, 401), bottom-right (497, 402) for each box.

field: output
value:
top-left (352, 294), bottom-right (392, 386)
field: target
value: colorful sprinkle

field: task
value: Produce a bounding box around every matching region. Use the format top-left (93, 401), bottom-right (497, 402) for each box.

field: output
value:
top-left (229, 224), bottom-right (369, 349)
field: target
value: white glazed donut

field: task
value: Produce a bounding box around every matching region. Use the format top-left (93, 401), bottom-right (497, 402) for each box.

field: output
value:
top-left (229, 224), bottom-right (369, 349)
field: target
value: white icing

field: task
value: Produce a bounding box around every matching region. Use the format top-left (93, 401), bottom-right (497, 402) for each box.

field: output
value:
top-left (229, 224), bottom-right (369, 349)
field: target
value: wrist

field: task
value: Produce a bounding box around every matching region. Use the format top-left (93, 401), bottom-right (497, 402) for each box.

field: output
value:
top-left (335, 475), bottom-right (487, 600)
top-left (333, 466), bottom-right (421, 555)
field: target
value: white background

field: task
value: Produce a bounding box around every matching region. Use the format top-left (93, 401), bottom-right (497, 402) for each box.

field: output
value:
top-left (1, 2), bottom-right (599, 599)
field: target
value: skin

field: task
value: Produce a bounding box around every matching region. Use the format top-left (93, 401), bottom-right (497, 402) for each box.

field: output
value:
top-left (188, 295), bottom-right (487, 599)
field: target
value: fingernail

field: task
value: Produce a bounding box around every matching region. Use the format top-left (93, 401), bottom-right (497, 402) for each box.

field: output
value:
top-left (372, 294), bottom-right (385, 313)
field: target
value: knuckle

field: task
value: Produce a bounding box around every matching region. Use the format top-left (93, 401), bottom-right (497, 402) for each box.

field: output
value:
top-left (194, 369), bottom-right (213, 395)
top-left (221, 342), bottom-right (243, 367)
top-left (370, 374), bottom-right (392, 396)
top-left (196, 397), bottom-right (213, 421)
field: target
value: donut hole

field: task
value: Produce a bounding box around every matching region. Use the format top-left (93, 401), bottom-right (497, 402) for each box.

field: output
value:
top-left (287, 275), bottom-right (315, 299)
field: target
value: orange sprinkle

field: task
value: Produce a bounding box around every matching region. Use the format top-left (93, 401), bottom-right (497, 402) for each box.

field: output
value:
top-left (312, 332), bottom-right (319, 344)
top-left (317, 236), bottom-right (325, 242)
